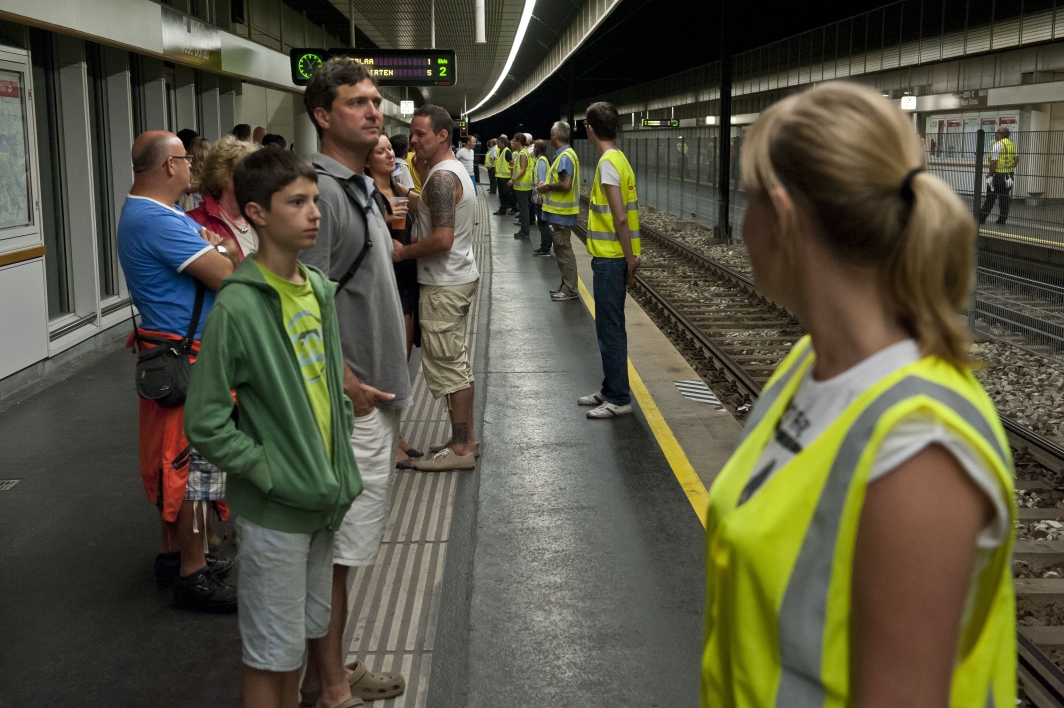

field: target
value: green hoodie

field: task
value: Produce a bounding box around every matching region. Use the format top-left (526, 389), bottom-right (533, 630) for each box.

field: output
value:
top-left (184, 257), bottom-right (362, 533)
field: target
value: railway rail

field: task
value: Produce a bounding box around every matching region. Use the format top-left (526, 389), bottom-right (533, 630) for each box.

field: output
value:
top-left (574, 216), bottom-right (1064, 706)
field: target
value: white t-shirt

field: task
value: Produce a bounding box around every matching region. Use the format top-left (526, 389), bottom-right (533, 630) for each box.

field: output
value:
top-left (393, 161), bottom-right (415, 190)
top-left (748, 339), bottom-right (1009, 550)
top-left (455, 147), bottom-right (476, 176)
top-left (598, 149), bottom-right (622, 187)
top-left (413, 159), bottom-right (479, 286)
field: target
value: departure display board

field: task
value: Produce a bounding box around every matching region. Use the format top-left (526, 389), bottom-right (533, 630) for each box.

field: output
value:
top-left (642, 119), bottom-right (679, 128)
top-left (290, 48), bottom-right (457, 87)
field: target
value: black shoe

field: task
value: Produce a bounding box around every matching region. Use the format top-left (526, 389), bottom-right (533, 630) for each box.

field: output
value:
top-left (508, 209), bottom-right (519, 215)
top-left (514, 232), bottom-right (530, 239)
top-left (156, 551), bottom-right (234, 587)
top-left (493, 209), bottom-right (507, 215)
top-left (996, 218), bottom-right (1007, 224)
top-left (173, 566), bottom-right (238, 613)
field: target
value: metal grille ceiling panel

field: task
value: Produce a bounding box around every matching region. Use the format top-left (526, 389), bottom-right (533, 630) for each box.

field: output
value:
top-left (328, 0), bottom-right (535, 114)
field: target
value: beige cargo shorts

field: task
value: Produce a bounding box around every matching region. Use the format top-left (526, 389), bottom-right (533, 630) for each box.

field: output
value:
top-left (419, 280), bottom-right (478, 399)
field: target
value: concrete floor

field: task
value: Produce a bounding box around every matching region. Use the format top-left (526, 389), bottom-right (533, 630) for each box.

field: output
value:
top-left (428, 203), bottom-right (707, 707)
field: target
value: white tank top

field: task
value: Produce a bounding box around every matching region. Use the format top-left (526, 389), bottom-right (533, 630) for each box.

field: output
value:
top-left (414, 158), bottom-right (479, 286)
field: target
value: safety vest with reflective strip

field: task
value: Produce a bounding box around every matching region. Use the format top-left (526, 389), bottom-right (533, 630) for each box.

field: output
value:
top-left (513, 148), bottom-right (534, 191)
top-left (586, 149), bottom-right (640, 258)
top-left (995, 138), bottom-right (1016, 174)
top-left (495, 147), bottom-right (512, 178)
top-left (542, 146), bottom-right (580, 216)
top-left (701, 335), bottom-right (1016, 708)
top-left (484, 146), bottom-right (496, 167)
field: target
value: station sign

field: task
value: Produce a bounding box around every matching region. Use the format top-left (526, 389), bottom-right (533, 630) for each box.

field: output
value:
top-left (290, 48), bottom-right (457, 87)
top-left (642, 119), bottom-right (679, 128)
top-left (954, 89), bottom-right (989, 107)
top-left (900, 95), bottom-right (917, 110)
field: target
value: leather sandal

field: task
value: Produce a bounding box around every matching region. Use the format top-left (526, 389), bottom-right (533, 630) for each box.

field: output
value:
top-left (404, 447), bottom-right (424, 458)
top-left (396, 458), bottom-right (417, 471)
top-left (347, 660), bottom-right (406, 700)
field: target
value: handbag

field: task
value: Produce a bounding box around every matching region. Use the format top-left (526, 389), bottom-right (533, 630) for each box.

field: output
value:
top-left (132, 282), bottom-right (206, 408)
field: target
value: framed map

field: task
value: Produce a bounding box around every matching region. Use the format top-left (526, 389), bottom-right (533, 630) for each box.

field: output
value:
top-left (0, 69), bottom-right (31, 231)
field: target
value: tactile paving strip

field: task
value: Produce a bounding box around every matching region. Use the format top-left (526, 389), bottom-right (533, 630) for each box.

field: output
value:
top-left (340, 192), bottom-right (490, 707)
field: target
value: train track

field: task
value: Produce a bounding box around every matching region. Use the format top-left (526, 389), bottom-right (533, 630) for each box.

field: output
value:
top-left (575, 217), bottom-right (1064, 706)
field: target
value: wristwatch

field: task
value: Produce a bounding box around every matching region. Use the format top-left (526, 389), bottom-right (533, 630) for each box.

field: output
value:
top-left (215, 244), bottom-right (228, 257)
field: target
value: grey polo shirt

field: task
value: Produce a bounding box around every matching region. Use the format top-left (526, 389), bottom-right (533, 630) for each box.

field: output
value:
top-left (299, 152), bottom-right (412, 411)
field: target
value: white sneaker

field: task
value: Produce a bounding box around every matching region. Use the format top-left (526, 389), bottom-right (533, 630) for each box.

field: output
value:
top-left (587, 401), bottom-right (633, 418)
top-left (577, 392), bottom-right (604, 406)
top-left (551, 291), bottom-right (578, 301)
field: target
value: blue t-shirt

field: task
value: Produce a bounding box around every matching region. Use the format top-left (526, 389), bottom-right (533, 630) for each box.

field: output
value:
top-left (543, 144), bottom-right (578, 226)
top-left (117, 195), bottom-right (216, 339)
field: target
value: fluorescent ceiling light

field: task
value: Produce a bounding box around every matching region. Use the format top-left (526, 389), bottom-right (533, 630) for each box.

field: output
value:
top-left (466, 0), bottom-right (536, 116)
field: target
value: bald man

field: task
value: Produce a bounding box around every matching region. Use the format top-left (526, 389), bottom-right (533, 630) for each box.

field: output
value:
top-left (117, 130), bottom-right (242, 613)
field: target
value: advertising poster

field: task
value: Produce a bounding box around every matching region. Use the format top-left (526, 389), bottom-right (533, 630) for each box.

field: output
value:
top-left (0, 70), bottom-right (30, 231)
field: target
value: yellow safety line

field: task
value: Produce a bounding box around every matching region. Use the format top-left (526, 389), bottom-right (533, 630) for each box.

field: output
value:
top-left (983, 228), bottom-right (1064, 250)
top-left (577, 276), bottom-right (709, 527)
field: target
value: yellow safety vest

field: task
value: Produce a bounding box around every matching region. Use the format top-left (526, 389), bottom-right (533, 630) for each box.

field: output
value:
top-left (542, 146), bottom-right (580, 216)
top-left (405, 152), bottom-right (422, 192)
top-left (484, 147), bottom-right (496, 167)
top-left (586, 149), bottom-right (640, 258)
top-left (495, 147), bottom-right (512, 178)
top-left (995, 138), bottom-right (1016, 173)
top-left (513, 148), bottom-right (534, 191)
top-left (702, 336), bottom-right (1016, 708)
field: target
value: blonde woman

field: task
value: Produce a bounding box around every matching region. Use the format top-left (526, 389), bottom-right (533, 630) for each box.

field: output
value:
top-left (178, 136), bottom-right (211, 212)
top-left (700, 82), bottom-right (1015, 707)
top-left (187, 135), bottom-right (259, 259)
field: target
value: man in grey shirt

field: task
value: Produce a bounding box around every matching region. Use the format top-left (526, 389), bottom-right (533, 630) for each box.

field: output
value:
top-left (297, 59), bottom-right (411, 708)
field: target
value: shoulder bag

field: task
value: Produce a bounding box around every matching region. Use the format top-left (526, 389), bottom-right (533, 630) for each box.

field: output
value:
top-left (131, 282), bottom-right (206, 409)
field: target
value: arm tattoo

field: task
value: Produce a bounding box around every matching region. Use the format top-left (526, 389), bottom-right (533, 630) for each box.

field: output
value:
top-left (426, 170), bottom-right (460, 230)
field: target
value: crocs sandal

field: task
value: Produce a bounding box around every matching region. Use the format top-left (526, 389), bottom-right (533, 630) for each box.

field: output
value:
top-left (396, 458), bottom-right (417, 471)
top-left (347, 660), bottom-right (406, 700)
top-left (335, 699), bottom-right (364, 708)
top-left (300, 690), bottom-right (364, 707)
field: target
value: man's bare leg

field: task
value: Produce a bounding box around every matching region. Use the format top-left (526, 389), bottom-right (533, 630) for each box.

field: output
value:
top-left (242, 665), bottom-right (301, 708)
top-left (447, 383), bottom-right (476, 457)
top-left (165, 500), bottom-right (207, 577)
top-left (302, 565), bottom-right (353, 707)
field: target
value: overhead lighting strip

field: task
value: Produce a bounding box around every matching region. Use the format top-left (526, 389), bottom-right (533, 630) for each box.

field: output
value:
top-left (465, 0), bottom-right (537, 116)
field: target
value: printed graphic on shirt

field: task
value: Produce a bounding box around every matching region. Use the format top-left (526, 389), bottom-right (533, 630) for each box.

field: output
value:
top-left (287, 309), bottom-right (326, 384)
top-left (775, 400), bottom-right (810, 454)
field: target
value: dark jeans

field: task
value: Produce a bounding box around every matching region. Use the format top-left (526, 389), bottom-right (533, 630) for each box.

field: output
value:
top-left (534, 204), bottom-right (552, 252)
top-left (592, 256), bottom-right (631, 406)
top-left (515, 189), bottom-right (531, 234)
top-left (498, 181), bottom-right (515, 211)
top-left (980, 172), bottom-right (1013, 223)
top-left (527, 191), bottom-right (536, 225)
top-left (487, 166), bottom-right (497, 193)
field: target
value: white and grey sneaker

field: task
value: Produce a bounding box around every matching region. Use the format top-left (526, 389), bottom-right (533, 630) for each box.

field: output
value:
top-left (577, 392), bottom-right (604, 406)
top-left (551, 291), bottom-right (579, 301)
top-left (587, 401), bottom-right (633, 418)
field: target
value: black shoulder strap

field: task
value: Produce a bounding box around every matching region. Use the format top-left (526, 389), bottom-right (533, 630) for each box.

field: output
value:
top-left (315, 166), bottom-right (374, 293)
top-left (183, 282), bottom-right (207, 352)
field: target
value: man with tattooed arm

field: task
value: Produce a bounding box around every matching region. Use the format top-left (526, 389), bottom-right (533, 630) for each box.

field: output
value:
top-left (393, 104), bottom-right (481, 472)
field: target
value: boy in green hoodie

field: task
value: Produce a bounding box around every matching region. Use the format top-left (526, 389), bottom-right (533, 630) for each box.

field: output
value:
top-left (184, 149), bottom-right (362, 708)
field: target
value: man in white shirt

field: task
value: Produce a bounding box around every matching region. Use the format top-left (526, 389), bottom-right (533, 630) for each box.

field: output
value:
top-left (394, 104), bottom-right (481, 471)
top-left (455, 136), bottom-right (478, 194)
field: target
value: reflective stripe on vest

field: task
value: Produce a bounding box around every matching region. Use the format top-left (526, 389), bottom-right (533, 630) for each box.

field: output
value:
top-left (701, 336), bottom-right (1016, 708)
top-left (586, 149), bottom-right (640, 257)
top-left (542, 146), bottom-right (580, 215)
top-left (514, 148), bottom-right (534, 191)
top-left (495, 147), bottom-right (512, 177)
top-left (483, 147), bottom-right (495, 166)
top-left (997, 138), bottom-right (1016, 173)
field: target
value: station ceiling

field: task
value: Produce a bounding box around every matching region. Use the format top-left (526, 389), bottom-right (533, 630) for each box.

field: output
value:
top-left (324, 0), bottom-right (583, 115)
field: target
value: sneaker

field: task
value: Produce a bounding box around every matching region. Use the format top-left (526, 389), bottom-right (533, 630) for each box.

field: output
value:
top-left (532, 250), bottom-right (550, 257)
top-left (508, 209), bottom-right (519, 215)
top-left (155, 551), bottom-right (233, 587)
top-left (414, 447), bottom-right (476, 471)
top-left (577, 392), bottom-right (604, 406)
top-left (493, 209), bottom-right (507, 215)
top-left (587, 401), bottom-right (633, 418)
top-left (514, 232), bottom-right (529, 239)
top-left (173, 566), bottom-right (238, 613)
top-left (550, 287), bottom-right (561, 295)
top-left (551, 291), bottom-right (579, 301)
top-left (429, 441), bottom-right (481, 457)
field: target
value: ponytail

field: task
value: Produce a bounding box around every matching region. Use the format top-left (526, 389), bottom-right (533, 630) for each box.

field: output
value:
top-left (741, 81), bottom-right (977, 367)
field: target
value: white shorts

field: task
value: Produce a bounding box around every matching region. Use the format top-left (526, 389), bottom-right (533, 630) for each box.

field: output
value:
top-left (235, 516), bottom-right (334, 672)
top-left (333, 407), bottom-right (400, 566)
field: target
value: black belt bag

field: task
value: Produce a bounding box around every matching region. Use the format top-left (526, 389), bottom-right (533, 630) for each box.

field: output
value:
top-left (132, 282), bottom-right (206, 409)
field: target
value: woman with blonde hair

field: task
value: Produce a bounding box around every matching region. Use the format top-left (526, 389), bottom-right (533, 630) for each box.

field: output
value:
top-left (186, 135), bottom-right (259, 259)
top-left (178, 136), bottom-right (211, 212)
top-left (700, 81), bottom-right (1015, 707)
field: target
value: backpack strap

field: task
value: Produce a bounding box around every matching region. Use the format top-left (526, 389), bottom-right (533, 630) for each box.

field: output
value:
top-left (315, 166), bottom-right (377, 293)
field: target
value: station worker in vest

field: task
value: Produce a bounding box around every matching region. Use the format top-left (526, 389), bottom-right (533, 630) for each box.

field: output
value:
top-left (701, 82), bottom-right (1015, 708)
top-left (508, 133), bottom-right (534, 240)
top-left (531, 140), bottom-right (553, 257)
top-left (537, 121), bottom-right (581, 300)
top-left (494, 133), bottom-right (515, 215)
top-left (484, 138), bottom-right (498, 194)
top-left (979, 125), bottom-right (1019, 226)
top-left (574, 102), bottom-right (640, 419)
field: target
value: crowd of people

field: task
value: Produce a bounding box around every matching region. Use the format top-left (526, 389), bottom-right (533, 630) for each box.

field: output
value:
top-left (115, 53), bottom-right (1016, 707)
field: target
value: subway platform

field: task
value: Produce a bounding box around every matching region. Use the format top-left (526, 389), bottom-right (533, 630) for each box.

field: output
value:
top-left (0, 192), bottom-right (741, 707)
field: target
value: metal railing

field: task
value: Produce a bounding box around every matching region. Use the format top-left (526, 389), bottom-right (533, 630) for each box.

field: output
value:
top-left (577, 127), bottom-right (1064, 362)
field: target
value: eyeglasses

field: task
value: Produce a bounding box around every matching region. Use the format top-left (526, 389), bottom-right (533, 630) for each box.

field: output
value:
top-left (165, 154), bottom-right (194, 166)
